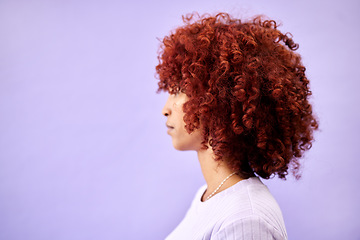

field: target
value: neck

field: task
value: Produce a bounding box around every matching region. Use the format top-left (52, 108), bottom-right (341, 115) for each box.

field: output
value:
top-left (197, 147), bottom-right (243, 201)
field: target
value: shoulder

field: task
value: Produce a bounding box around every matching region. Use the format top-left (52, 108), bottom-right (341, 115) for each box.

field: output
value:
top-left (211, 214), bottom-right (287, 240)
top-left (222, 178), bottom-right (283, 217)
top-left (211, 178), bottom-right (288, 239)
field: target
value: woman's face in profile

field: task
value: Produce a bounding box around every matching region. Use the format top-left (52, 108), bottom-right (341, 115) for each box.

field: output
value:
top-left (162, 92), bottom-right (202, 151)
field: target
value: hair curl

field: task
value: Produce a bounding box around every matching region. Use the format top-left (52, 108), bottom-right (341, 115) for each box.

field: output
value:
top-left (156, 12), bottom-right (318, 179)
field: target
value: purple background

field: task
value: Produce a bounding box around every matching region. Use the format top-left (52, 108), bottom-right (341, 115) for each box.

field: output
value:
top-left (1, 0), bottom-right (359, 239)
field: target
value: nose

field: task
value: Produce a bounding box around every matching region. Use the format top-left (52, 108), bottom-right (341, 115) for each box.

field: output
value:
top-left (162, 96), bottom-right (171, 117)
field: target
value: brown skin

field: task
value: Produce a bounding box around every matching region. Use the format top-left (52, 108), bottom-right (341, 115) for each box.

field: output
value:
top-left (162, 93), bottom-right (202, 151)
top-left (162, 92), bottom-right (243, 201)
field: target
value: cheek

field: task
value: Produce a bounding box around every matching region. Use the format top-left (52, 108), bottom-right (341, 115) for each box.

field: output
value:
top-left (170, 98), bottom-right (203, 151)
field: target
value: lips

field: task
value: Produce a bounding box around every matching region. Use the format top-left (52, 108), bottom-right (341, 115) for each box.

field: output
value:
top-left (166, 123), bottom-right (174, 134)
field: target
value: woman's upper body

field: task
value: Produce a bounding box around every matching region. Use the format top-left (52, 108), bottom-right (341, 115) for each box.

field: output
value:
top-left (165, 177), bottom-right (287, 240)
top-left (157, 12), bottom-right (318, 240)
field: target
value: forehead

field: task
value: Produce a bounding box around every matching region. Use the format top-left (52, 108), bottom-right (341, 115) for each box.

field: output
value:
top-left (168, 91), bottom-right (189, 104)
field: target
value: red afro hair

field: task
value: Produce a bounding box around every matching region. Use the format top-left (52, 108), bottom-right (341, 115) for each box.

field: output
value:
top-left (156, 12), bottom-right (318, 179)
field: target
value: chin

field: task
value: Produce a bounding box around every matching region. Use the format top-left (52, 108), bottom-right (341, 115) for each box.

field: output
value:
top-left (171, 131), bottom-right (203, 151)
top-left (172, 141), bottom-right (201, 151)
top-left (172, 143), bottom-right (189, 151)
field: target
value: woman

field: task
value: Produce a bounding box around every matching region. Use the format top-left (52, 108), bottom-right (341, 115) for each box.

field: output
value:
top-left (156, 12), bottom-right (318, 240)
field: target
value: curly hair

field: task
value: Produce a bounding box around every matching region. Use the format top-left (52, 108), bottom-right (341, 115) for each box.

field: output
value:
top-left (156, 12), bottom-right (318, 179)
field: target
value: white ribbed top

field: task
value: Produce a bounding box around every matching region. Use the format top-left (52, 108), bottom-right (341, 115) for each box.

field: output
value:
top-left (165, 177), bottom-right (287, 240)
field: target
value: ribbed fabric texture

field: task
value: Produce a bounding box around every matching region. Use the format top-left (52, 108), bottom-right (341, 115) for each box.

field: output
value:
top-left (165, 177), bottom-right (287, 240)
